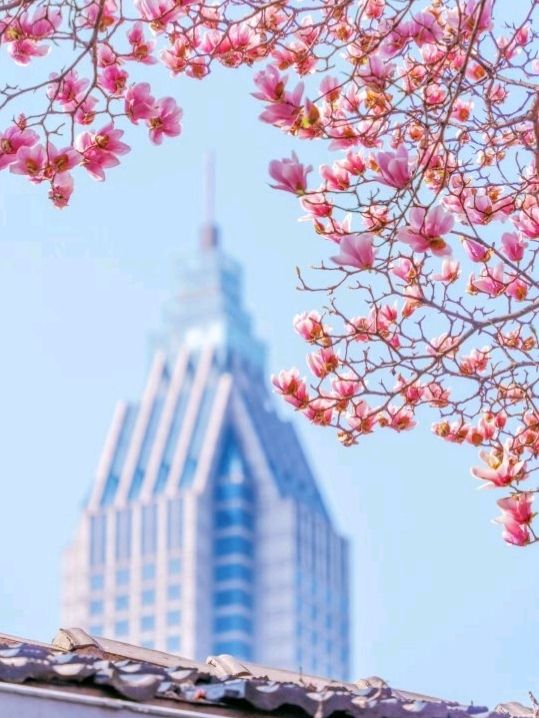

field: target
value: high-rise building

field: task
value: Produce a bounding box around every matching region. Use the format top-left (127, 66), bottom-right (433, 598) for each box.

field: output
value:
top-left (62, 165), bottom-right (350, 679)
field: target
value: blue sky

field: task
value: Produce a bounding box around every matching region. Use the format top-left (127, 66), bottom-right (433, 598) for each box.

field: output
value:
top-left (0, 62), bottom-right (537, 708)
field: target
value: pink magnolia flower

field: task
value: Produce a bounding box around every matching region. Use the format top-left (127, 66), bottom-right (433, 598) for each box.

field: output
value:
top-left (96, 43), bottom-right (118, 67)
top-left (8, 38), bottom-right (49, 65)
top-left (48, 70), bottom-right (89, 109)
top-left (362, 204), bottom-right (389, 231)
top-left (497, 519), bottom-right (530, 547)
top-left (252, 65), bottom-right (286, 102)
top-left (48, 173), bottom-right (74, 208)
top-left (339, 151), bottom-right (366, 176)
top-left (303, 399), bottom-right (333, 426)
top-left (134, 0), bottom-right (184, 32)
top-left (506, 276), bottom-right (529, 302)
top-left (424, 83), bottom-right (447, 105)
top-left (44, 144), bottom-right (80, 176)
top-left (459, 346), bottom-right (490, 375)
top-left (306, 347), bottom-right (339, 378)
top-left (127, 22), bottom-right (156, 63)
top-left (0, 126), bottom-right (39, 170)
top-left (125, 83), bottom-right (156, 124)
top-left (81, 0), bottom-right (117, 30)
top-left (300, 192), bottom-right (332, 218)
top-left (293, 311), bottom-right (325, 343)
top-left (356, 54), bottom-right (395, 89)
top-left (514, 199), bottom-right (539, 239)
top-left (348, 400), bottom-right (377, 434)
top-left (365, 0), bottom-right (384, 19)
top-left (98, 65), bottom-right (129, 96)
top-left (398, 206), bottom-right (454, 256)
top-left (271, 368), bottom-right (309, 409)
top-left (74, 96), bottom-right (98, 125)
top-left (462, 238), bottom-right (491, 262)
top-left (147, 97), bottom-right (182, 144)
top-left (391, 257), bottom-right (417, 284)
top-left (10, 144), bottom-right (46, 182)
top-left (269, 152), bottom-right (311, 194)
top-left (410, 10), bottom-right (443, 45)
top-left (378, 404), bottom-right (416, 432)
top-left (469, 262), bottom-right (505, 297)
top-left (471, 450), bottom-right (526, 488)
top-left (376, 145), bottom-right (414, 189)
top-left (501, 232), bottom-right (527, 262)
top-left (424, 382), bottom-right (450, 408)
top-left (320, 163), bottom-right (349, 191)
top-left (432, 258), bottom-right (460, 283)
top-left (401, 285), bottom-right (423, 317)
top-left (75, 124), bottom-right (130, 181)
top-left (331, 376), bottom-right (361, 408)
top-left (497, 493), bottom-right (534, 525)
top-left (395, 375), bottom-right (425, 405)
top-left (331, 233), bottom-right (376, 269)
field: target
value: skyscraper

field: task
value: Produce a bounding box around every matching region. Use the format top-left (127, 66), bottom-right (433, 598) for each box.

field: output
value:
top-left (62, 164), bottom-right (350, 679)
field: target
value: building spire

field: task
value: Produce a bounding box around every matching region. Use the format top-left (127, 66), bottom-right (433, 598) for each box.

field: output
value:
top-left (200, 152), bottom-right (219, 250)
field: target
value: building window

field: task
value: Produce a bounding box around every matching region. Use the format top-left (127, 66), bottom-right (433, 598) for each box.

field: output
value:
top-left (168, 557), bottom-right (181, 575)
top-left (167, 610), bottom-right (181, 626)
top-left (166, 636), bottom-right (181, 652)
top-left (214, 564), bottom-right (252, 582)
top-left (168, 584), bottom-right (181, 601)
top-left (142, 563), bottom-right (155, 581)
top-left (142, 503), bottom-right (157, 556)
top-left (115, 595), bottom-right (129, 611)
top-left (115, 508), bottom-right (132, 561)
top-left (115, 620), bottom-right (129, 637)
top-left (141, 615), bottom-right (155, 632)
top-left (214, 615), bottom-right (252, 633)
top-left (90, 514), bottom-right (107, 566)
top-left (215, 509), bottom-right (253, 530)
top-left (90, 600), bottom-right (103, 615)
top-left (141, 640), bottom-right (154, 649)
top-left (167, 498), bottom-right (183, 549)
top-left (214, 641), bottom-right (251, 660)
top-left (116, 568), bottom-right (130, 586)
top-left (214, 537), bottom-right (252, 557)
top-left (214, 589), bottom-right (252, 608)
top-left (215, 484), bottom-right (254, 502)
top-left (89, 625), bottom-right (103, 636)
top-left (142, 589), bottom-right (155, 606)
top-left (90, 573), bottom-right (104, 591)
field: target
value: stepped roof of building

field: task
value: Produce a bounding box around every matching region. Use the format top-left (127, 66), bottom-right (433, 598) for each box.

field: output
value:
top-left (0, 628), bottom-right (531, 718)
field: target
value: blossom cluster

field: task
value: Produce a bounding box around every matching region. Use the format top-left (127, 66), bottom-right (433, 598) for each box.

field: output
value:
top-left (261, 1), bottom-right (539, 547)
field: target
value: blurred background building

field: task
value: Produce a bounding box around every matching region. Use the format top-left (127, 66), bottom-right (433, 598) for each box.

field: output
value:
top-left (61, 161), bottom-right (350, 679)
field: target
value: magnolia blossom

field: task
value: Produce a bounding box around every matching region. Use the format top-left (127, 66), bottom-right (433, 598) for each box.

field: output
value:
top-left (306, 347), bottom-right (339, 378)
top-left (147, 97), bottom-right (182, 144)
top-left (271, 368), bottom-right (309, 409)
top-left (471, 450), bottom-right (526, 488)
top-left (398, 206), bottom-right (454, 256)
top-left (501, 232), bottom-right (527, 262)
top-left (331, 233), bottom-right (375, 269)
top-left (269, 152), bottom-right (311, 194)
top-left (293, 310), bottom-right (325, 342)
top-left (376, 145), bottom-right (414, 189)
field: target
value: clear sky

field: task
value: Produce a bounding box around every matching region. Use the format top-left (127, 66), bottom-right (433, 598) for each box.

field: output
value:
top-left (0, 61), bottom-right (537, 708)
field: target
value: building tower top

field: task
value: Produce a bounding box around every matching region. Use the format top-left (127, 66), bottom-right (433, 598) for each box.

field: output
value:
top-left (156, 156), bottom-right (266, 375)
top-left (199, 153), bottom-right (219, 251)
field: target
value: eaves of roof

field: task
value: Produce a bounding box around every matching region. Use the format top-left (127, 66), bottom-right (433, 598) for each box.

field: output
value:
top-left (0, 628), bottom-right (532, 718)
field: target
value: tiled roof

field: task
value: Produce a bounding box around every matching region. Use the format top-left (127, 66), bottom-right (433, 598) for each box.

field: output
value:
top-left (0, 628), bottom-right (532, 718)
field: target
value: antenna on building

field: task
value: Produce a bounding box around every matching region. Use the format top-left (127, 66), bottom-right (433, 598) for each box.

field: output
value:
top-left (200, 152), bottom-right (219, 250)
